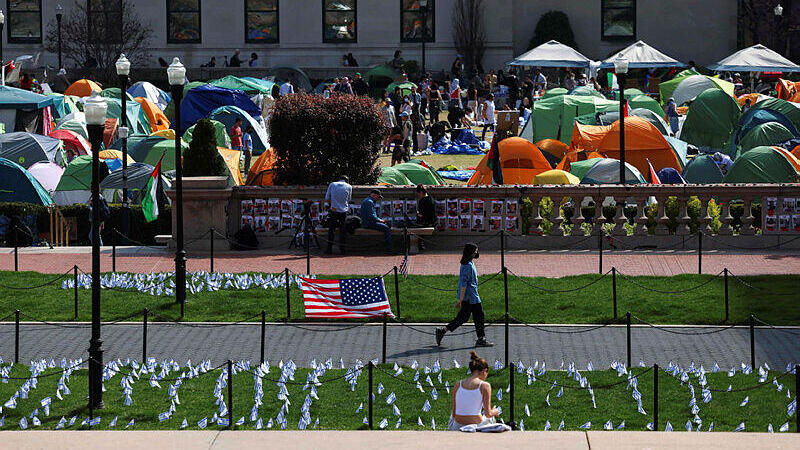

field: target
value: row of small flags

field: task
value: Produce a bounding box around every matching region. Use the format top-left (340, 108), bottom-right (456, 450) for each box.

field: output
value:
top-left (0, 356), bottom-right (795, 431)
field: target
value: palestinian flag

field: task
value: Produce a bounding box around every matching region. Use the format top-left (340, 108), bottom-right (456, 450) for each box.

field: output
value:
top-left (142, 157), bottom-right (163, 223)
top-left (647, 159), bottom-right (661, 185)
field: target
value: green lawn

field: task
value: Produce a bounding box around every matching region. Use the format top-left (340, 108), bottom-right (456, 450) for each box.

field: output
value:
top-left (0, 362), bottom-right (794, 432)
top-left (0, 271), bottom-right (798, 325)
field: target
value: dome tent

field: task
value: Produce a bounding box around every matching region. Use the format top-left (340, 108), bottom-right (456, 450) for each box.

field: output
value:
top-left (578, 158), bottom-right (647, 184)
top-left (177, 84), bottom-right (260, 134)
top-left (52, 155), bottom-right (111, 206)
top-left (533, 169), bottom-right (580, 185)
top-left (737, 122), bottom-right (796, 156)
top-left (27, 162), bottom-right (64, 193)
top-left (393, 160), bottom-right (445, 185)
top-left (128, 81), bottom-right (171, 111)
top-left (245, 148), bottom-right (277, 186)
top-left (468, 137), bottom-right (552, 185)
top-left (184, 119), bottom-right (231, 148)
top-left (679, 88), bottom-right (741, 149)
top-left (0, 158), bottom-right (53, 205)
top-left (48, 129), bottom-right (91, 156)
top-left (99, 162), bottom-right (170, 203)
top-left (378, 166), bottom-right (413, 185)
top-left (207, 105), bottom-right (269, 155)
top-left (724, 146), bottom-right (800, 183)
top-left (660, 75), bottom-right (735, 107)
top-left (64, 79), bottom-right (102, 98)
top-left (682, 154), bottom-right (725, 184)
top-left (0, 132), bottom-right (64, 168)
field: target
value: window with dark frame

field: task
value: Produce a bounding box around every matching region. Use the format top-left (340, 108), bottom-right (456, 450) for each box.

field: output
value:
top-left (7, 0), bottom-right (42, 44)
top-left (323, 0), bottom-right (356, 43)
top-left (246, 0), bottom-right (278, 43)
top-left (401, 0), bottom-right (434, 43)
top-left (88, 0), bottom-right (123, 44)
top-left (601, 0), bottom-right (636, 40)
top-left (167, 0), bottom-right (201, 43)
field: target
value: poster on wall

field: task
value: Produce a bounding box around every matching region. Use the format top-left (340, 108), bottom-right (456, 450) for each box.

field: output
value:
top-left (241, 200), bottom-right (253, 216)
top-left (490, 200), bottom-right (504, 216)
top-left (472, 215), bottom-right (484, 232)
top-left (241, 215), bottom-right (254, 229)
top-left (489, 216), bottom-right (502, 231)
top-left (436, 215), bottom-right (447, 231)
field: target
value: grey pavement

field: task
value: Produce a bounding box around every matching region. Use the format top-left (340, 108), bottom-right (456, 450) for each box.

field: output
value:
top-left (0, 322), bottom-right (798, 369)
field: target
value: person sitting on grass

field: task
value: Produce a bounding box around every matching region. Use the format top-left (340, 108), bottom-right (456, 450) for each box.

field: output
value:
top-left (448, 351), bottom-right (501, 431)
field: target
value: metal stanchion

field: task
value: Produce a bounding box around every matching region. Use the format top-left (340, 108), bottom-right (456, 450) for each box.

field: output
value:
top-left (227, 360), bottom-right (234, 428)
top-left (210, 228), bottom-right (215, 273)
top-left (503, 266), bottom-right (510, 367)
top-left (795, 364), bottom-right (799, 433)
top-left (612, 267), bottom-right (618, 319)
top-left (112, 238), bottom-right (116, 273)
top-left (598, 229), bottom-right (603, 274)
top-left (260, 310), bottom-right (266, 364)
top-left (142, 308), bottom-right (148, 363)
top-left (509, 361), bottom-right (516, 430)
top-left (500, 229), bottom-right (505, 272)
top-left (697, 230), bottom-right (702, 275)
top-left (305, 220), bottom-right (311, 275)
top-left (73, 265), bottom-right (79, 320)
top-left (368, 361), bottom-right (374, 430)
top-left (14, 309), bottom-right (19, 363)
top-left (382, 313), bottom-right (388, 364)
top-left (393, 266), bottom-right (400, 318)
top-left (749, 314), bottom-right (755, 368)
top-left (653, 363), bottom-right (659, 431)
top-left (285, 268), bottom-right (291, 320)
top-left (14, 227), bottom-right (18, 272)
top-left (723, 268), bottom-right (729, 322)
top-left (626, 311), bottom-right (631, 368)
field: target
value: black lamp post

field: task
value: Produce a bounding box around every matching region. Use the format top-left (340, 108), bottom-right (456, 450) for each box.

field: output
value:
top-left (85, 93), bottom-right (108, 410)
top-left (0, 10), bottom-right (5, 75)
top-left (420, 0), bottom-right (429, 75)
top-left (614, 56), bottom-right (629, 185)
top-left (56, 4), bottom-right (63, 69)
top-left (775, 3), bottom-right (785, 54)
top-left (168, 57), bottom-right (187, 317)
top-left (116, 54), bottom-right (131, 241)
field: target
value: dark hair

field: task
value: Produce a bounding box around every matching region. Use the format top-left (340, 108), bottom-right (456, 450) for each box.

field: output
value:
top-left (339, 175), bottom-right (350, 183)
top-left (460, 242), bottom-right (478, 265)
top-left (469, 351), bottom-right (488, 372)
top-left (415, 184), bottom-right (428, 195)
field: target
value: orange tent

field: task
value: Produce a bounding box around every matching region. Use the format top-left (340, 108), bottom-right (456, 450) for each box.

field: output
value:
top-left (776, 79), bottom-right (800, 103)
top-left (467, 137), bottom-right (552, 185)
top-left (135, 97), bottom-right (170, 132)
top-left (791, 144), bottom-right (800, 160)
top-left (535, 139), bottom-right (570, 159)
top-left (65, 79), bottom-right (102, 97)
top-left (246, 148), bottom-right (277, 186)
top-left (569, 117), bottom-right (683, 174)
top-left (774, 146), bottom-right (800, 173)
top-left (103, 118), bottom-right (118, 149)
top-left (737, 93), bottom-right (763, 107)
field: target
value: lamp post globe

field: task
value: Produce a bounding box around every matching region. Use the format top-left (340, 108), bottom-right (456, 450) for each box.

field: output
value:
top-left (167, 57), bottom-right (187, 316)
top-left (85, 92), bottom-right (107, 411)
top-left (775, 3), bottom-right (783, 16)
top-left (116, 54), bottom-right (131, 242)
top-left (614, 56), bottom-right (629, 185)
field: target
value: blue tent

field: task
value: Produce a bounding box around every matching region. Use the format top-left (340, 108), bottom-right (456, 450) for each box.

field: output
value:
top-left (0, 85), bottom-right (54, 110)
top-left (0, 157), bottom-right (53, 205)
top-left (731, 108), bottom-right (800, 156)
top-left (177, 85), bottom-right (260, 134)
top-left (656, 167), bottom-right (686, 184)
top-left (208, 105), bottom-right (269, 155)
top-left (127, 81), bottom-right (171, 111)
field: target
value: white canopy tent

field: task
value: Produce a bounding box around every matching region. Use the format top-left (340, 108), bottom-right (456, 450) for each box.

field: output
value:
top-left (707, 44), bottom-right (800, 73)
top-left (600, 40), bottom-right (687, 69)
top-left (508, 40), bottom-right (592, 68)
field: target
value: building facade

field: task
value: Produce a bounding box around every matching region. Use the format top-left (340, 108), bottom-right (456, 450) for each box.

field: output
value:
top-left (2, 0), bottom-right (744, 71)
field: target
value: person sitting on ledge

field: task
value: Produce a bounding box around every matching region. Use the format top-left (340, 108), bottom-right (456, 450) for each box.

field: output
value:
top-left (360, 189), bottom-right (393, 254)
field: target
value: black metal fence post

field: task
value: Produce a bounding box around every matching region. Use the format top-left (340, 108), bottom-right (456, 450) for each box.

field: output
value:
top-left (626, 311), bottom-right (631, 368)
top-left (393, 266), bottom-right (400, 318)
top-left (697, 230), bottom-right (702, 275)
top-left (749, 314), bottom-right (755, 368)
top-left (284, 268), bottom-right (291, 321)
top-left (723, 268), bottom-right (729, 322)
top-left (112, 239), bottom-right (116, 273)
top-left (653, 363), bottom-right (659, 431)
top-left (509, 361), bottom-right (516, 430)
top-left (210, 228), bottom-right (215, 273)
top-left (260, 310), bottom-right (266, 364)
top-left (503, 266), bottom-right (510, 367)
top-left (500, 229), bottom-right (505, 272)
top-left (305, 221), bottom-right (311, 275)
top-left (368, 361), bottom-right (374, 430)
top-left (795, 364), bottom-right (799, 433)
top-left (598, 228), bottom-right (603, 274)
top-left (73, 265), bottom-right (79, 320)
top-left (14, 309), bottom-right (19, 363)
top-left (612, 267), bottom-right (618, 320)
top-left (142, 308), bottom-right (148, 363)
top-left (382, 313), bottom-right (387, 364)
top-left (227, 360), bottom-right (234, 428)
top-left (14, 227), bottom-right (18, 272)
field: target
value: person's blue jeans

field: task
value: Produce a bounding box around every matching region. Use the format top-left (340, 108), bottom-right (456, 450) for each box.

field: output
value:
top-left (366, 222), bottom-right (392, 251)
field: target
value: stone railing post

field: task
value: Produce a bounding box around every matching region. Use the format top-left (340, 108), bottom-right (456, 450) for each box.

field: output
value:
top-left (698, 195), bottom-right (712, 235)
top-left (676, 196), bottom-right (691, 235)
top-left (548, 196), bottom-right (564, 236)
top-left (740, 196), bottom-right (756, 235)
top-left (718, 197), bottom-right (734, 235)
top-left (634, 197), bottom-right (648, 236)
top-left (528, 195), bottom-right (543, 235)
top-left (655, 195), bottom-right (670, 236)
top-left (570, 195), bottom-right (586, 236)
top-left (593, 192), bottom-right (606, 234)
top-left (612, 195), bottom-right (627, 236)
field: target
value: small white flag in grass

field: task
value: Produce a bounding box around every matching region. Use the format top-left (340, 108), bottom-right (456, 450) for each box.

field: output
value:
top-left (256, 418), bottom-right (263, 430)
top-left (524, 404), bottom-right (530, 416)
top-left (142, 156), bottom-right (164, 223)
top-left (616, 421), bottom-right (625, 430)
top-left (558, 419), bottom-right (565, 431)
top-left (431, 418), bottom-right (435, 430)
top-left (543, 420), bottom-right (551, 431)
top-left (181, 418), bottom-right (188, 429)
top-left (604, 420), bottom-right (612, 430)
top-left (779, 422), bottom-right (789, 432)
top-left (19, 417), bottom-right (27, 429)
top-left (519, 418), bottom-right (524, 431)
top-left (417, 417), bottom-right (423, 426)
top-left (109, 416), bottom-right (117, 427)
top-left (740, 396), bottom-right (749, 406)
top-left (395, 418), bottom-right (402, 429)
top-left (734, 422), bottom-right (745, 432)
top-left (55, 417), bottom-right (66, 430)
top-left (379, 418), bottom-right (388, 429)
top-left (708, 422), bottom-right (714, 432)
top-left (768, 423), bottom-right (774, 433)
top-left (578, 421), bottom-right (591, 430)
top-left (665, 421), bottom-right (673, 432)
top-left (198, 417), bottom-right (207, 429)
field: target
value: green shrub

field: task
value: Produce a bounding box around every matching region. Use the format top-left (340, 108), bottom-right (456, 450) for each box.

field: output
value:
top-left (269, 94), bottom-right (385, 185)
top-left (182, 119), bottom-right (228, 178)
top-left (529, 11), bottom-right (579, 51)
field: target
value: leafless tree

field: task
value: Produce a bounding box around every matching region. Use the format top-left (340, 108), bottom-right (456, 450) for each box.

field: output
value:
top-left (44, 0), bottom-right (152, 81)
top-left (452, 0), bottom-right (487, 74)
top-left (738, 0), bottom-right (793, 52)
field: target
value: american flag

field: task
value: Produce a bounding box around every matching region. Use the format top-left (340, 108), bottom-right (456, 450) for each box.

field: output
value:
top-left (301, 277), bottom-right (394, 318)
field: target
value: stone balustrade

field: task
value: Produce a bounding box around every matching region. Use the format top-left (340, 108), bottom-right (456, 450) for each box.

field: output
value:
top-left (170, 182), bottom-right (800, 251)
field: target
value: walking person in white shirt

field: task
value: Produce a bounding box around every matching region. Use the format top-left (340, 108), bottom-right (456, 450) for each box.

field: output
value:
top-left (481, 94), bottom-right (496, 140)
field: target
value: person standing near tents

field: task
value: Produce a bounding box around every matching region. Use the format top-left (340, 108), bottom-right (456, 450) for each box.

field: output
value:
top-left (436, 243), bottom-right (494, 348)
top-left (230, 118), bottom-right (244, 152)
top-left (324, 176), bottom-right (352, 255)
top-left (352, 73), bottom-right (369, 96)
top-left (429, 83), bottom-right (443, 125)
top-left (242, 126), bottom-right (254, 174)
top-left (481, 94), bottom-right (496, 140)
top-left (230, 50), bottom-right (242, 67)
top-left (666, 97), bottom-right (680, 135)
top-left (396, 111), bottom-right (413, 165)
top-left (280, 80), bottom-right (295, 96)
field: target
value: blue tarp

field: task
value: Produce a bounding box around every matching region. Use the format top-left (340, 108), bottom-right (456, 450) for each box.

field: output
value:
top-left (779, 137), bottom-right (800, 150)
top-left (0, 85), bottom-right (54, 110)
top-left (437, 170), bottom-right (476, 181)
top-left (451, 129), bottom-right (481, 146)
top-left (177, 85), bottom-right (260, 134)
top-left (430, 136), bottom-right (487, 155)
top-left (208, 105), bottom-right (269, 155)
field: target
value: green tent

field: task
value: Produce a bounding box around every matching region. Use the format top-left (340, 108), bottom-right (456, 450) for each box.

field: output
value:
top-left (737, 122), bottom-right (796, 156)
top-left (366, 65), bottom-right (400, 97)
top-left (627, 94), bottom-right (665, 117)
top-left (749, 97), bottom-right (800, 132)
top-left (392, 161), bottom-right (443, 185)
top-left (408, 159), bottom-right (446, 185)
top-left (569, 86), bottom-right (604, 98)
top-left (184, 120), bottom-right (231, 148)
top-left (541, 87), bottom-right (568, 99)
top-left (110, 134), bottom-right (149, 152)
top-left (658, 69), bottom-right (708, 103)
top-left (52, 155), bottom-right (109, 205)
top-left (130, 137), bottom-right (187, 172)
top-left (0, 157), bottom-right (53, 205)
top-left (103, 97), bottom-right (150, 134)
top-left (682, 154), bottom-right (725, 184)
top-left (725, 146), bottom-right (800, 183)
top-left (56, 119), bottom-right (88, 140)
top-left (48, 93), bottom-right (80, 119)
top-left (378, 166), bottom-right (413, 185)
top-left (385, 81), bottom-right (417, 97)
top-left (99, 88), bottom-right (134, 102)
top-left (680, 88), bottom-right (741, 149)
top-left (210, 75), bottom-right (274, 95)
top-left (568, 158), bottom-right (605, 181)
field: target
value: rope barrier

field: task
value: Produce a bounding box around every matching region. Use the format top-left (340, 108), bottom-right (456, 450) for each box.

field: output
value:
top-left (701, 232), bottom-right (800, 250)
top-left (399, 270), bottom-right (502, 292)
top-left (211, 229), bottom-right (292, 250)
top-left (615, 269), bottom-right (724, 294)
top-left (279, 322), bottom-right (375, 332)
top-left (239, 365), bottom-right (356, 386)
top-left (0, 268), bottom-right (74, 290)
top-left (390, 317), bottom-right (503, 336)
top-left (148, 311), bottom-right (264, 328)
top-left (507, 317), bottom-right (612, 334)
top-left (506, 268), bottom-right (611, 293)
top-left (752, 316), bottom-right (800, 336)
top-left (727, 271), bottom-right (798, 297)
top-left (629, 314), bottom-right (739, 335)
top-left (505, 232), bottom-right (598, 249)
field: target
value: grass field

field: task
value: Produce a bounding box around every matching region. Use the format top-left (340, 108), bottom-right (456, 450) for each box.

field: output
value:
top-left (0, 361), bottom-right (794, 432)
top-left (0, 271), bottom-right (798, 325)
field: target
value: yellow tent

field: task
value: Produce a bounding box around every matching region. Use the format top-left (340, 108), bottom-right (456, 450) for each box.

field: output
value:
top-left (217, 147), bottom-right (243, 186)
top-left (98, 149), bottom-right (135, 165)
top-left (151, 129), bottom-right (176, 140)
top-left (533, 169), bottom-right (580, 185)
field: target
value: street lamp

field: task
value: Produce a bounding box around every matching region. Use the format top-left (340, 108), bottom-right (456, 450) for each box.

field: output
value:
top-left (774, 4), bottom-right (785, 54)
top-left (167, 57), bottom-right (187, 317)
top-left (0, 10), bottom-right (5, 73)
top-left (116, 54), bottom-right (131, 242)
top-left (420, 0), bottom-right (429, 75)
top-left (56, 4), bottom-right (63, 69)
top-left (614, 56), bottom-right (629, 185)
top-left (85, 92), bottom-right (107, 411)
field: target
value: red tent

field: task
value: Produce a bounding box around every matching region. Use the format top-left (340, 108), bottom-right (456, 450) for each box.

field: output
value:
top-left (48, 129), bottom-right (91, 155)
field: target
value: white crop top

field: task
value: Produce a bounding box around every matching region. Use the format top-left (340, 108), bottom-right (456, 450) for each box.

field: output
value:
top-left (454, 380), bottom-right (484, 416)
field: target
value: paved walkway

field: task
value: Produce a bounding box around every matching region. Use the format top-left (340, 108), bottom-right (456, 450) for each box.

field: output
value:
top-left (1, 431), bottom-right (798, 449)
top-left (3, 246), bottom-right (800, 276)
top-left (1, 322), bottom-right (797, 369)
